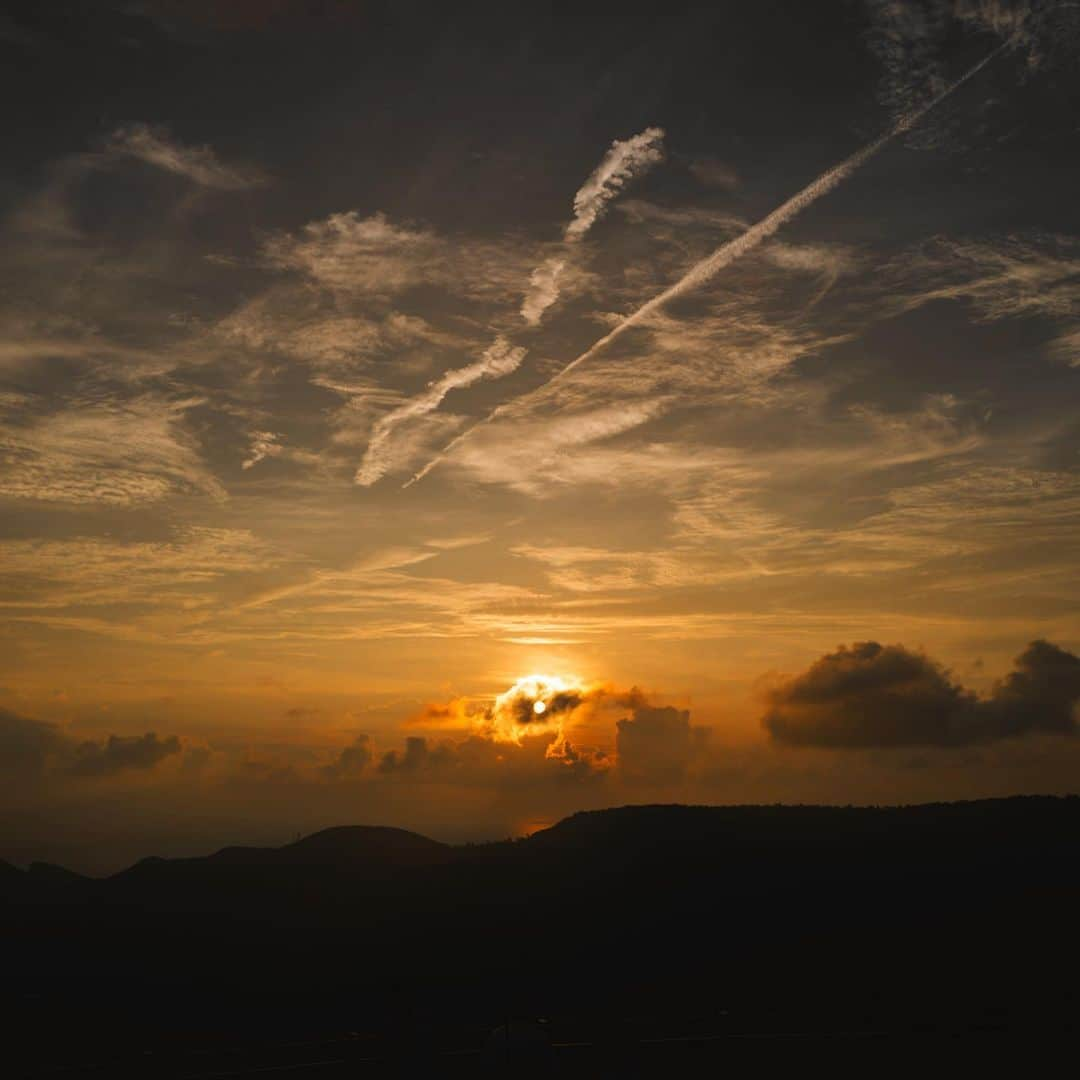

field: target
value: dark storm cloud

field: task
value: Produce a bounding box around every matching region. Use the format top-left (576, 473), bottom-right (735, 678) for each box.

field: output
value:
top-left (0, 708), bottom-right (183, 778)
top-left (763, 639), bottom-right (1080, 748)
top-left (616, 705), bottom-right (705, 783)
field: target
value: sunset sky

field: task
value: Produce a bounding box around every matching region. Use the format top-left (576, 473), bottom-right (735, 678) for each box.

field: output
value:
top-left (2, 1), bottom-right (1078, 872)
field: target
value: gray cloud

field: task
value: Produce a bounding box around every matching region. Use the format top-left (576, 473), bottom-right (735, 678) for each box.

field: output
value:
top-left (322, 735), bottom-right (373, 780)
top-left (616, 705), bottom-right (705, 783)
top-left (378, 735), bottom-right (443, 774)
top-left (0, 708), bottom-right (183, 780)
top-left (764, 639), bottom-right (1080, 748)
top-left (0, 707), bottom-right (66, 777)
top-left (68, 732), bottom-right (182, 777)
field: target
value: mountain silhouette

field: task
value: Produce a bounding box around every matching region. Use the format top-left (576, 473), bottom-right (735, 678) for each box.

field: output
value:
top-left (3, 798), bottom-right (1078, 1074)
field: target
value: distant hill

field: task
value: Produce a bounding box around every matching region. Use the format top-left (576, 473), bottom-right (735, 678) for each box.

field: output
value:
top-left (3, 797), bottom-right (1078, 1020)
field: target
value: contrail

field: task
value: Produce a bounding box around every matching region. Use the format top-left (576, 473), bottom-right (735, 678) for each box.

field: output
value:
top-left (405, 40), bottom-right (1007, 488)
top-left (359, 128), bottom-right (665, 487)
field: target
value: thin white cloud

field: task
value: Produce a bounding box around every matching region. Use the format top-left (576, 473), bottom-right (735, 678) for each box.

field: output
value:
top-left (262, 211), bottom-right (439, 296)
top-left (107, 124), bottom-right (265, 189)
top-left (356, 337), bottom-right (526, 486)
top-left (260, 210), bottom-right (534, 307)
top-left (891, 234), bottom-right (1080, 323)
top-left (0, 527), bottom-right (275, 613)
top-left (241, 431), bottom-right (283, 470)
top-left (564, 127), bottom-right (666, 241)
top-left (520, 127), bottom-right (667, 325)
top-left (407, 40), bottom-right (1006, 487)
top-left (520, 257), bottom-right (567, 326)
top-left (0, 395), bottom-right (223, 505)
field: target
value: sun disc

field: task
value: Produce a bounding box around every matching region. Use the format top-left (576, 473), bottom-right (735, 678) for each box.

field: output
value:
top-left (533, 700), bottom-right (546, 715)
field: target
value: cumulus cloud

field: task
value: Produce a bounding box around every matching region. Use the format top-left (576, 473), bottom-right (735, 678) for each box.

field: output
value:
top-left (410, 674), bottom-right (595, 757)
top-left (373, 730), bottom-right (607, 788)
top-left (408, 678), bottom-right (672, 779)
top-left (378, 735), bottom-right (450, 774)
top-left (68, 732), bottom-right (182, 777)
top-left (0, 708), bottom-right (183, 780)
top-left (0, 708), bottom-right (66, 777)
top-left (106, 124), bottom-right (265, 189)
top-left (322, 735), bottom-right (373, 780)
top-left (616, 705), bottom-right (706, 783)
top-left (763, 639), bottom-right (1080, 748)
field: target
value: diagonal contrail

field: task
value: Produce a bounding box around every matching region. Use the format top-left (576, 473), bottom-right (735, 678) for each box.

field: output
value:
top-left (405, 40), bottom-right (1008, 489)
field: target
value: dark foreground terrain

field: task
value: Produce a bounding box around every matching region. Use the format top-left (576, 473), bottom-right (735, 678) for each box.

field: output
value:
top-left (3, 797), bottom-right (1078, 1077)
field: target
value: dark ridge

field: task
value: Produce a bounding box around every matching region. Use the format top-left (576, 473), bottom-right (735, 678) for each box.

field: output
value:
top-left (108, 824), bottom-right (451, 887)
top-left (284, 824), bottom-right (450, 860)
top-left (26, 861), bottom-right (88, 884)
top-left (0, 859), bottom-right (22, 879)
top-left (6, 794), bottom-right (1079, 882)
top-left (2, 796), bottom-right (1078, 1069)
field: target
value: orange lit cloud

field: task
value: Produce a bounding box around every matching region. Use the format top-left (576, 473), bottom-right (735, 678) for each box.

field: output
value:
top-left (409, 675), bottom-right (652, 762)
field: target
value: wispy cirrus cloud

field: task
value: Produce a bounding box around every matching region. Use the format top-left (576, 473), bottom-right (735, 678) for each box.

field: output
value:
top-left (886, 234), bottom-right (1080, 364)
top-left (106, 123), bottom-right (266, 189)
top-left (564, 126), bottom-right (666, 241)
top-left (262, 211), bottom-right (441, 296)
top-left (519, 257), bottom-right (567, 327)
top-left (351, 128), bottom-right (666, 485)
top-left (355, 337), bottom-right (526, 486)
top-left (520, 126), bottom-right (666, 326)
top-left (409, 44), bottom-right (1004, 487)
top-left (241, 430), bottom-right (283, 470)
top-left (0, 395), bottom-right (224, 505)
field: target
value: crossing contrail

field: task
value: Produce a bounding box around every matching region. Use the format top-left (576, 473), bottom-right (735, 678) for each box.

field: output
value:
top-left (405, 40), bottom-right (1008, 488)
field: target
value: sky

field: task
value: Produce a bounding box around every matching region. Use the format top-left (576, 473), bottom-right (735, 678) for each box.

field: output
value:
top-left (1, 0), bottom-right (1079, 873)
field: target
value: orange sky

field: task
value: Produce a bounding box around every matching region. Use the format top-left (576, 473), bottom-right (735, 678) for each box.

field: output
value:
top-left (1, 1), bottom-right (1078, 872)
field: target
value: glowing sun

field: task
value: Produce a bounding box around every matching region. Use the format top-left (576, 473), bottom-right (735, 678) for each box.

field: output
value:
top-left (532, 699), bottom-right (547, 715)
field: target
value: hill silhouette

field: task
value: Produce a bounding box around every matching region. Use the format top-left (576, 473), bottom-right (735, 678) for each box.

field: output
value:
top-left (5, 797), bottom-right (1079, 918)
top-left (3, 798), bottom-right (1078, 1073)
